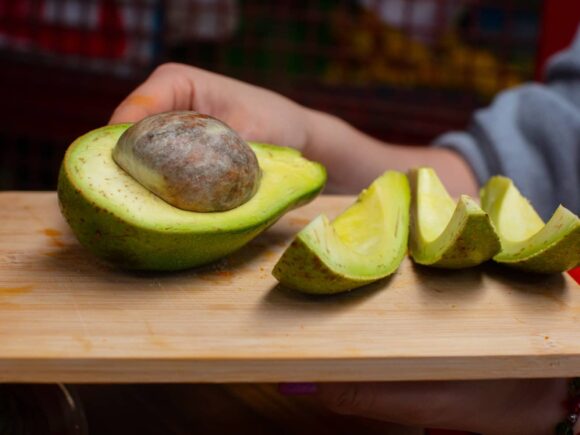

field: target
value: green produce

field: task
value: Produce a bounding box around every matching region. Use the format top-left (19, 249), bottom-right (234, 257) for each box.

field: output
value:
top-left (408, 167), bottom-right (500, 268)
top-left (273, 171), bottom-right (410, 294)
top-left (481, 176), bottom-right (580, 273)
top-left (58, 121), bottom-right (326, 271)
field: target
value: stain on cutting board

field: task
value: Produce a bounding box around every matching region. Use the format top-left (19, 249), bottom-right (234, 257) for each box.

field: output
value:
top-left (41, 228), bottom-right (66, 247)
top-left (0, 285), bottom-right (33, 296)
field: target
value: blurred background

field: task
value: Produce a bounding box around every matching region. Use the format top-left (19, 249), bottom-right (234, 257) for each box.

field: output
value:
top-left (0, 0), bottom-right (578, 191)
top-left (1, 2), bottom-right (580, 434)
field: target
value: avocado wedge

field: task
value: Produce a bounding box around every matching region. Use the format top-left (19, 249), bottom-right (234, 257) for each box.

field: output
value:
top-left (408, 167), bottom-right (500, 268)
top-left (480, 176), bottom-right (580, 273)
top-left (58, 124), bottom-right (326, 271)
top-left (272, 171), bottom-right (410, 294)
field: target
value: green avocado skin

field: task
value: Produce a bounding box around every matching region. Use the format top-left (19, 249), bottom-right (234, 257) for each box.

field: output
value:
top-left (272, 237), bottom-right (377, 295)
top-left (60, 170), bottom-right (259, 270)
top-left (57, 131), bottom-right (325, 271)
top-left (481, 176), bottom-right (580, 274)
top-left (493, 224), bottom-right (580, 273)
top-left (273, 171), bottom-right (411, 294)
top-left (408, 166), bottom-right (501, 269)
top-left (411, 211), bottom-right (501, 269)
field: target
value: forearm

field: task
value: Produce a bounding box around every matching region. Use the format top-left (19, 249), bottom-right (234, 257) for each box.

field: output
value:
top-left (304, 109), bottom-right (478, 197)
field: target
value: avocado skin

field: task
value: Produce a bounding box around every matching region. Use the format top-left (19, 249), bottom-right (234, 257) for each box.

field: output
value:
top-left (481, 176), bottom-right (580, 274)
top-left (273, 171), bottom-right (410, 294)
top-left (272, 236), bottom-right (378, 295)
top-left (57, 128), bottom-right (325, 271)
top-left (433, 214), bottom-right (500, 268)
top-left (409, 197), bottom-right (501, 268)
top-left (493, 224), bottom-right (580, 273)
top-left (58, 169), bottom-right (268, 270)
top-left (408, 168), bottom-right (501, 269)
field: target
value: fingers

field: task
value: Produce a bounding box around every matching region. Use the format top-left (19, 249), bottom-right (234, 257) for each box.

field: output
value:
top-left (317, 382), bottom-right (459, 429)
top-left (109, 63), bottom-right (195, 124)
top-left (108, 61), bottom-right (310, 151)
top-left (316, 379), bottom-right (568, 434)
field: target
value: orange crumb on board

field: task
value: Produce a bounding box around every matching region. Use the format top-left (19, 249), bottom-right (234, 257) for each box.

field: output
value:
top-left (42, 228), bottom-right (61, 237)
top-left (41, 228), bottom-right (66, 247)
top-left (217, 271), bottom-right (233, 277)
top-left (198, 270), bottom-right (234, 283)
top-left (0, 285), bottom-right (33, 296)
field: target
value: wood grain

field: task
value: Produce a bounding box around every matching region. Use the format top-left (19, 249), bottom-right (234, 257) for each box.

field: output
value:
top-left (0, 192), bottom-right (578, 383)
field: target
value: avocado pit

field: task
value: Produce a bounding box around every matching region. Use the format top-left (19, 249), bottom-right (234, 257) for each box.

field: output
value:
top-left (113, 111), bottom-right (261, 212)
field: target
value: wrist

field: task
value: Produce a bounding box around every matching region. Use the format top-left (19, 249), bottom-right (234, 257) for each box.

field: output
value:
top-left (302, 108), bottom-right (345, 159)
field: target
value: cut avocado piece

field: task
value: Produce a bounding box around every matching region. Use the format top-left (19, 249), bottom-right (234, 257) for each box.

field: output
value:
top-left (272, 171), bottom-right (410, 294)
top-left (408, 167), bottom-right (500, 268)
top-left (58, 124), bottom-right (326, 271)
top-left (480, 176), bottom-right (580, 273)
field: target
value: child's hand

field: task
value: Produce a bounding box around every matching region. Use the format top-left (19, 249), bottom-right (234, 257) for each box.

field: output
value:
top-left (110, 63), bottom-right (311, 151)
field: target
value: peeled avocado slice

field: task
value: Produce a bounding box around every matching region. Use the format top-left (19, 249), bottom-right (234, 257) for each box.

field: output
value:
top-left (408, 167), bottom-right (500, 268)
top-left (272, 171), bottom-right (410, 294)
top-left (58, 124), bottom-right (326, 271)
top-left (480, 176), bottom-right (580, 273)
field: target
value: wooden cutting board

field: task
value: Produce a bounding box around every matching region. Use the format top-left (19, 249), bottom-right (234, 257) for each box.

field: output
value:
top-left (0, 192), bottom-right (578, 383)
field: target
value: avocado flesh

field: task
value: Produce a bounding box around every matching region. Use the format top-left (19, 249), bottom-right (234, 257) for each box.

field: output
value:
top-left (409, 168), bottom-right (500, 268)
top-left (58, 124), bottom-right (326, 271)
top-left (272, 171), bottom-right (410, 294)
top-left (480, 176), bottom-right (580, 273)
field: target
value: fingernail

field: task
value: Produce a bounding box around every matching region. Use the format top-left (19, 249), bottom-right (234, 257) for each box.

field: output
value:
top-left (278, 382), bottom-right (318, 395)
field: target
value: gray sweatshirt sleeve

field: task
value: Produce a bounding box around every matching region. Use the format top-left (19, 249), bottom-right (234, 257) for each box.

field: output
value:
top-left (433, 29), bottom-right (580, 220)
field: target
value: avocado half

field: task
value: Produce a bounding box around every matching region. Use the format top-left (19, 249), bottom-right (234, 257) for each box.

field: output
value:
top-left (58, 124), bottom-right (326, 271)
top-left (480, 176), bottom-right (580, 273)
top-left (408, 167), bottom-right (500, 268)
top-left (272, 171), bottom-right (410, 294)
